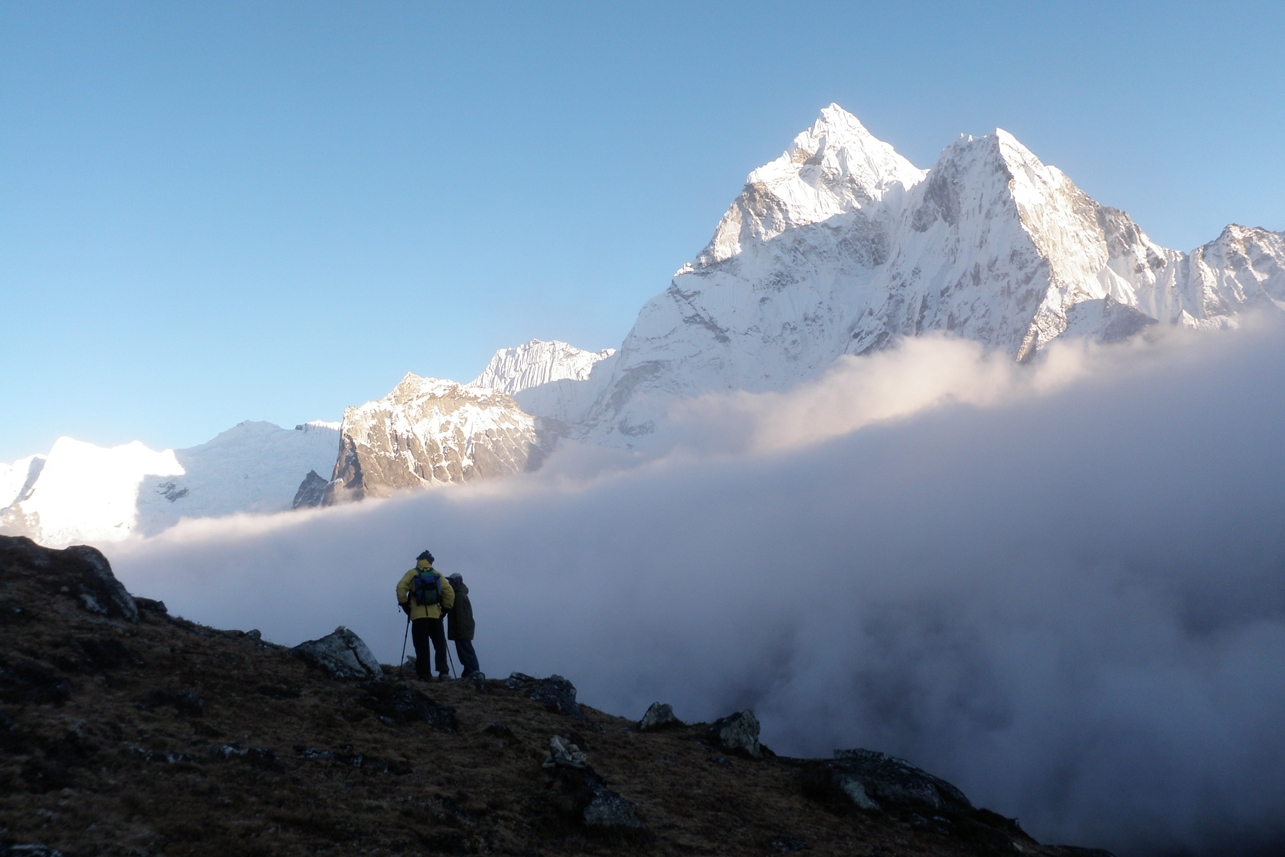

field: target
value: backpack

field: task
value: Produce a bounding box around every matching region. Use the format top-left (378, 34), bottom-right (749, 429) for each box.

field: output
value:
top-left (410, 570), bottom-right (442, 607)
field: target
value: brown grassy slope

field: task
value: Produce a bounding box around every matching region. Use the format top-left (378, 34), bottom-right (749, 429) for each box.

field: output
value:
top-left (0, 537), bottom-right (1109, 857)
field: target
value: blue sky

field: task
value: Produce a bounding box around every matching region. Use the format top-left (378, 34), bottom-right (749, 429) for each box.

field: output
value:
top-left (3, 1), bottom-right (1282, 461)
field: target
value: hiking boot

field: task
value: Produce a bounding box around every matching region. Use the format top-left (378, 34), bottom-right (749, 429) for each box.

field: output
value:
top-left (437, 673), bottom-right (451, 682)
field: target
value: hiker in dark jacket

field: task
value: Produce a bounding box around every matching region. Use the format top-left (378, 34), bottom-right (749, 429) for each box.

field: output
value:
top-left (396, 550), bottom-right (455, 682)
top-left (445, 573), bottom-right (481, 678)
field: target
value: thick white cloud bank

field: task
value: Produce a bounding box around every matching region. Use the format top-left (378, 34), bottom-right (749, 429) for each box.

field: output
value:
top-left (112, 320), bottom-right (1285, 856)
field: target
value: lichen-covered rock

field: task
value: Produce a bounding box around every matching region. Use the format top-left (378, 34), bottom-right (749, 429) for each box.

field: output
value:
top-left (293, 626), bottom-right (382, 680)
top-left (708, 709), bottom-right (761, 758)
top-left (638, 702), bottom-right (681, 732)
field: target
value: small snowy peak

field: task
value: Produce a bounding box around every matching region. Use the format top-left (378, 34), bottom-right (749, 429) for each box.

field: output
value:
top-left (326, 373), bottom-right (538, 502)
top-left (693, 105), bottom-right (925, 267)
top-left (470, 340), bottom-right (616, 396)
top-left (1, 438), bottom-right (184, 548)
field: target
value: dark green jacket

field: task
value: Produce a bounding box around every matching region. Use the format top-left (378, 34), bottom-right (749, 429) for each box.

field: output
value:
top-left (446, 575), bottom-right (475, 641)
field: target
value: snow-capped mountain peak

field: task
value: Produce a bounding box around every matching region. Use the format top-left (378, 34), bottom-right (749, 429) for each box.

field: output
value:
top-left (692, 104), bottom-right (926, 268)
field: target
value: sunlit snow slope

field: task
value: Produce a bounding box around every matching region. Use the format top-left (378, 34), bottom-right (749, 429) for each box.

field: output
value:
top-left (0, 422), bottom-right (339, 547)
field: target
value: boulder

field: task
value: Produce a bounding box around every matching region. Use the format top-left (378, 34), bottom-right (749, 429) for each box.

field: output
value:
top-left (544, 758), bottom-right (645, 833)
top-left (802, 748), bottom-right (972, 813)
top-left (542, 734), bottom-right (588, 769)
top-left (293, 626), bottom-right (382, 680)
top-left (357, 681), bottom-right (457, 731)
top-left (507, 672), bottom-right (582, 718)
top-left (708, 709), bottom-right (762, 758)
top-left (638, 702), bottom-right (682, 732)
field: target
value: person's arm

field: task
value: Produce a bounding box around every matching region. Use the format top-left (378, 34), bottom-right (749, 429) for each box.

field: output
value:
top-left (439, 576), bottom-right (455, 611)
top-left (396, 570), bottom-right (413, 608)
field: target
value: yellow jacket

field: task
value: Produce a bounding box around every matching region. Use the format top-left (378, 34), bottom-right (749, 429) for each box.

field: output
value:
top-left (396, 560), bottom-right (456, 620)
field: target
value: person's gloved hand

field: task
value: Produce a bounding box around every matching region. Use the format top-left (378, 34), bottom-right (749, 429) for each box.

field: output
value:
top-left (400, 601), bottom-right (411, 616)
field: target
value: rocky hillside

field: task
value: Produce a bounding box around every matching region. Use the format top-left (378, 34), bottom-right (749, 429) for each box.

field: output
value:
top-left (0, 535), bottom-right (1116, 857)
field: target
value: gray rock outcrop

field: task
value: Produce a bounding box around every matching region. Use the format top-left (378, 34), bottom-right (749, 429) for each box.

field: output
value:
top-left (638, 702), bottom-right (682, 732)
top-left (293, 626), bottom-right (382, 680)
top-left (708, 709), bottom-right (762, 758)
top-left (291, 470), bottom-right (329, 509)
top-left (802, 748), bottom-right (973, 813)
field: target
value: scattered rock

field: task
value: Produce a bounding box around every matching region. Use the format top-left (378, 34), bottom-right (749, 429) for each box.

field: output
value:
top-left (1, 845), bottom-right (70, 857)
top-left (638, 702), bottom-right (682, 732)
top-left (542, 735), bottom-right (588, 769)
top-left (801, 748), bottom-right (972, 814)
top-left (212, 744), bottom-right (283, 769)
top-left (130, 746), bottom-right (196, 764)
top-left (294, 745), bottom-right (411, 775)
top-left (293, 626), bottom-right (382, 680)
top-left (769, 834), bottom-right (809, 851)
top-left (513, 674), bottom-right (582, 718)
top-left (357, 681), bottom-right (457, 731)
top-left (545, 762), bottom-right (645, 833)
top-left (707, 709), bottom-right (762, 758)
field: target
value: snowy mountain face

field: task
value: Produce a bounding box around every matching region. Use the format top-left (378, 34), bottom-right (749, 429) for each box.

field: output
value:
top-left (134, 421), bottom-right (340, 535)
top-left (470, 339), bottom-right (618, 426)
top-left (0, 422), bottom-right (340, 547)
top-left (324, 374), bottom-right (540, 503)
top-left (581, 105), bottom-right (1285, 443)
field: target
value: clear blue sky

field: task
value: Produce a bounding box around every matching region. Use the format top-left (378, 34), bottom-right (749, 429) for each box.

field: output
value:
top-left (3, 1), bottom-right (1282, 461)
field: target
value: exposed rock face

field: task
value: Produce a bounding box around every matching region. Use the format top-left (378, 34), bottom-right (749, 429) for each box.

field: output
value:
top-left (292, 626), bottom-right (382, 680)
top-left (291, 470), bottom-right (329, 509)
top-left (324, 374), bottom-right (540, 504)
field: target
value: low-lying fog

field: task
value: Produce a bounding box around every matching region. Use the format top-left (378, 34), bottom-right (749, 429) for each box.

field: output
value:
top-left (114, 320), bottom-right (1285, 856)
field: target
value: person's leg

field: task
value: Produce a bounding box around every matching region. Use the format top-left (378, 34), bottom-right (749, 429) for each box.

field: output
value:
top-left (428, 617), bottom-right (449, 677)
top-left (410, 618), bottom-right (432, 679)
top-left (455, 639), bottom-right (479, 676)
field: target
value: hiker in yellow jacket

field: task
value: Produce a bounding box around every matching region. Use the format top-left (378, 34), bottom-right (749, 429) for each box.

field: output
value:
top-left (396, 550), bottom-right (456, 681)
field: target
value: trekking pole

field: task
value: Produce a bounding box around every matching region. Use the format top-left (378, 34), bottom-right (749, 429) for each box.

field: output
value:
top-left (447, 646), bottom-right (457, 679)
top-left (399, 609), bottom-right (411, 671)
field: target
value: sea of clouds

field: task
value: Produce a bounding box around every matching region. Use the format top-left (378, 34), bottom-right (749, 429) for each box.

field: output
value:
top-left (112, 319), bottom-right (1285, 856)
